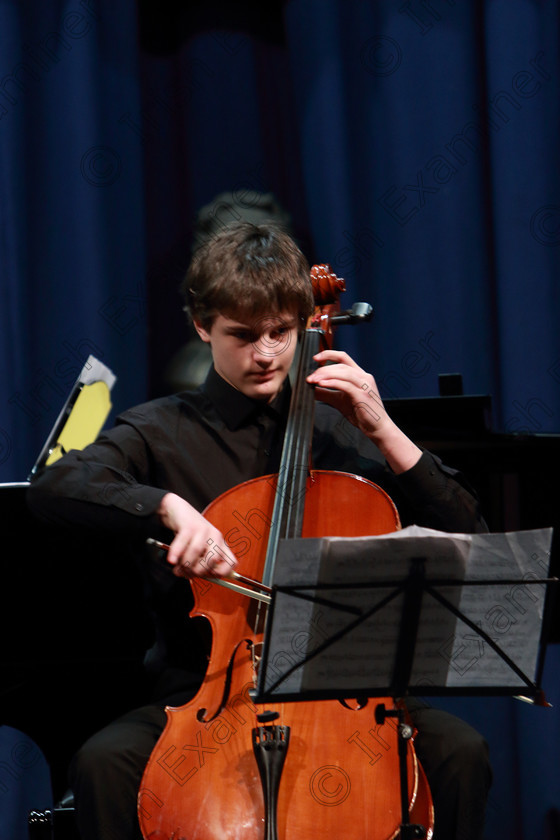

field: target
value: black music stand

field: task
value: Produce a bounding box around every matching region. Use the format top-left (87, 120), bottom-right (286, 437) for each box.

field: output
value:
top-left (252, 526), bottom-right (556, 839)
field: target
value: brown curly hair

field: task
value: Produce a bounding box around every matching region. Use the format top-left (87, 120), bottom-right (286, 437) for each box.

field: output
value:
top-left (182, 222), bottom-right (314, 329)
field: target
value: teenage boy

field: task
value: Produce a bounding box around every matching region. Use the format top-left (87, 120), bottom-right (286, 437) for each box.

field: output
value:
top-left (28, 222), bottom-right (491, 840)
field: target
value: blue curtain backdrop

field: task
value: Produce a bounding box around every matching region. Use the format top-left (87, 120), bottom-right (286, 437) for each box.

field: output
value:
top-left (1, 2), bottom-right (559, 838)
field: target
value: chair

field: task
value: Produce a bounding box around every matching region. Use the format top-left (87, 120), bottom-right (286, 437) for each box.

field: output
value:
top-left (28, 791), bottom-right (77, 840)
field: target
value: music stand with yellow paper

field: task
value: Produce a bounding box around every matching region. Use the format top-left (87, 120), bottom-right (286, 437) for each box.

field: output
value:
top-left (29, 356), bottom-right (116, 477)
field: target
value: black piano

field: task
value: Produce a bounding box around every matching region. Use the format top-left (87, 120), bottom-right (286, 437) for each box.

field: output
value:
top-left (1, 482), bottom-right (153, 802)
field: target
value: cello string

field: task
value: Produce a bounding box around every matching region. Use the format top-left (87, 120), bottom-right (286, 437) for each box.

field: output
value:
top-left (260, 328), bottom-right (321, 588)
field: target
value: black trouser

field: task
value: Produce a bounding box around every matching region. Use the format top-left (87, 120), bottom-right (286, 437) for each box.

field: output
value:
top-left (69, 695), bottom-right (491, 840)
top-left (406, 697), bottom-right (492, 840)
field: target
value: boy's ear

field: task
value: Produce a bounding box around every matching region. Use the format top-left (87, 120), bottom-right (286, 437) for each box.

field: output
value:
top-left (193, 319), bottom-right (211, 343)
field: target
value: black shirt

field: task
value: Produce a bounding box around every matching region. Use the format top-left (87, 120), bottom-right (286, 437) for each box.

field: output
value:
top-left (28, 366), bottom-right (484, 534)
top-left (27, 366), bottom-right (486, 684)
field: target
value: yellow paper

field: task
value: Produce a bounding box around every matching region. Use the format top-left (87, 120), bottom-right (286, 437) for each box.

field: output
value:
top-left (45, 381), bottom-right (112, 465)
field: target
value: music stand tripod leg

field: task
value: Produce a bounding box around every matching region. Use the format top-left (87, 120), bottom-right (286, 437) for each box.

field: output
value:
top-left (375, 703), bottom-right (427, 839)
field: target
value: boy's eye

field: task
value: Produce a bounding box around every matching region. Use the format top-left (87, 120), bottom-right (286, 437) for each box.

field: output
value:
top-left (269, 328), bottom-right (288, 341)
top-left (230, 322), bottom-right (292, 344)
top-left (232, 330), bottom-right (252, 341)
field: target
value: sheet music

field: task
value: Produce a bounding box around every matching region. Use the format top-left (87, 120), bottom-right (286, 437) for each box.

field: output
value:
top-left (259, 526), bottom-right (553, 698)
top-left (444, 528), bottom-right (552, 688)
top-left (29, 354), bottom-right (117, 476)
top-left (79, 355), bottom-right (116, 388)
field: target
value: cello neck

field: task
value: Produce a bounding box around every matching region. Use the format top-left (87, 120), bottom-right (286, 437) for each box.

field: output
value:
top-left (260, 263), bottom-right (346, 588)
top-left (260, 327), bottom-right (322, 587)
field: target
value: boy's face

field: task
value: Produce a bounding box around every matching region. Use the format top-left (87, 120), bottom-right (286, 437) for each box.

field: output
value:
top-left (194, 311), bottom-right (300, 403)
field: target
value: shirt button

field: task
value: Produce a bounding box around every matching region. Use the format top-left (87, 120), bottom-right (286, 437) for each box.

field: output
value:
top-left (264, 449), bottom-right (270, 456)
top-left (135, 503), bottom-right (144, 511)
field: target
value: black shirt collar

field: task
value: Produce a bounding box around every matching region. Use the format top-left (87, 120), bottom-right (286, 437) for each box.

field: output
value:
top-left (202, 365), bottom-right (290, 430)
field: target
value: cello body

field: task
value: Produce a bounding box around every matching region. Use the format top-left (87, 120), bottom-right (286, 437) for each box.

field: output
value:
top-left (138, 472), bottom-right (433, 840)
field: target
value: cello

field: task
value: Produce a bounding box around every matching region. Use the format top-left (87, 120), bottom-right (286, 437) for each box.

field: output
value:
top-left (138, 265), bottom-right (434, 840)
